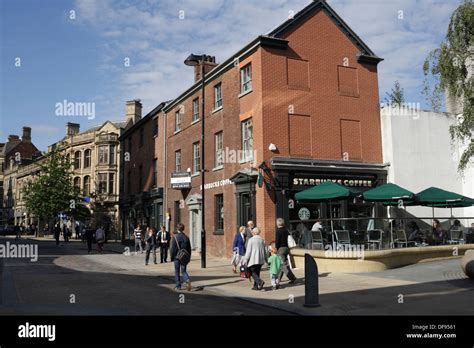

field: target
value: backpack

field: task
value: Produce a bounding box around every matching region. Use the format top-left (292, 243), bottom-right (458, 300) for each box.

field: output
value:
top-left (174, 235), bottom-right (191, 265)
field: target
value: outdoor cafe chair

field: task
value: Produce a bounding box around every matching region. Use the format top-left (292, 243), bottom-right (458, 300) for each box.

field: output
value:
top-left (311, 230), bottom-right (324, 250)
top-left (394, 229), bottom-right (416, 248)
top-left (334, 230), bottom-right (351, 248)
top-left (367, 229), bottom-right (384, 250)
top-left (447, 230), bottom-right (464, 245)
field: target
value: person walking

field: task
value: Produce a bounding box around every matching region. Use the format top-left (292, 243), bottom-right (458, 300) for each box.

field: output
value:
top-left (244, 220), bottom-right (254, 248)
top-left (85, 225), bottom-right (94, 254)
top-left (170, 223), bottom-right (192, 291)
top-left (53, 223), bottom-right (61, 246)
top-left (145, 227), bottom-right (157, 265)
top-left (134, 224), bottom-right (144, 254)
top-left (275, 218), bottom-right (297, 284)
top-left (14, 224), bottom-right (21, 240)
top-left (95, 226), bottom-right (105, 253)
top-left (157, 225), bottom-right (170, 263)
top-left (231, 226), bottom-right (246, 273)
top-left (243, 227), bottom-right (267, 291)
top-left (43, 223), bottom-right (49, 238)
top-left (62, 224), bottom-right (69, 243)
top-left (267, 242), bottom-right (283, 290)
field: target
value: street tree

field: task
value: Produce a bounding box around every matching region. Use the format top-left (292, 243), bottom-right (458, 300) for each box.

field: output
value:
top-left (423, 0), bottom-right (474, 172)
top-left (385, 80), bottom-right (405, 106)
top-left (22, 143), bottom-right (81, 228)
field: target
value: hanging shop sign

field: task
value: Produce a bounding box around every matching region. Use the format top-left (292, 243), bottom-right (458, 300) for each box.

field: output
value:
top-left (171, 172), bottom-right (192, 189)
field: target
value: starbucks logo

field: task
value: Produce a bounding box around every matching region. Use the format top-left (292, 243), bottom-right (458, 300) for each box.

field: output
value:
top-left (298, 207), bottom-right (310, 221)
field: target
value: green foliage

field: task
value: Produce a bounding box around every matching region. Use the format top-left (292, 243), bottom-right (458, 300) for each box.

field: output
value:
top-left (423, 0), bottom-right (474, 172)
top-left (385, 80), bottom-right (405, 106)
top-left (22, 144), bottom-right (81, 221)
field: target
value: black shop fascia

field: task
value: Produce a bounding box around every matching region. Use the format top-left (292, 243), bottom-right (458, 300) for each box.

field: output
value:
top-left (270, 157), bottom-right (389, 228)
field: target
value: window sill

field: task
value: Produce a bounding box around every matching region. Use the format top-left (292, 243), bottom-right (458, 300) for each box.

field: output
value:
top-left (173, 130), bottom-right (182, 135)
top-left (212, 106), bottom-right (223, 114)
top-left (191, 119), bottom-right (200, 125)
top-left (238, 89), bottom-right (253, 98)
top-left (191, 173), bottom-right (200, 177)
top-left (212, 166), bottom-right (224, 172)
top-left (239, 158), bottom-right (254, 164)
top-left (213, 230), bottom-right (224, 235)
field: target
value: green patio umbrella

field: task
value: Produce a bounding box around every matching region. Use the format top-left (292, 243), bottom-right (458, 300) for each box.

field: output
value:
top-left (295, 181), bottom-right (357, 244)
top-left (361, 183), bottom-right (416, 248)
top-left (295, 181), bottom-right (356, 201)
top-left (416, 187), bottom-right (466, 205)
top-left (361, 183), bottom-right (416, 202)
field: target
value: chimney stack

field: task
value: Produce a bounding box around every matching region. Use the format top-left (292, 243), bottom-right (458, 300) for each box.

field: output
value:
top-left (194, 56), bottom-right (218, 83)
top-left (126, 99), bottom-right (142, 124)
top-left (66, 122), bottom-right (80, 136)
top-left (22, 127), bottom-right (31, 142)
top-left (8, 135), bottom-right (20, 143)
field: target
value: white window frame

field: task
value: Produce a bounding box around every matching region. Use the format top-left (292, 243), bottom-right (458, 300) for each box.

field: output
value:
top-left (192, 98), bottom-right (200, 122)
top-left (214, 83), bottom-right (222, 110)
top-left (175, 150), bottom-right (181, 172)
top-left (241, 119), bottom-right (254, 163)
top-left (193, 142), bottom-right (200, 174)
top-left (175, 110), bottom-right (182, 132)
top-left (215, 132), bottom-right (224, 168)
top-left (240, 64), bottom-right (252, 94)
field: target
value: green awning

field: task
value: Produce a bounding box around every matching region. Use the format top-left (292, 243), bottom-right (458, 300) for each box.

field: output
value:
top-left (361, 183), bottom-right (415, 202)
top-left (295, 181), bottom-right (356, 201)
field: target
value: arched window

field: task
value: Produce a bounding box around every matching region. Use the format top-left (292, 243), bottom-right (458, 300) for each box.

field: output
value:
top-left (83, 176), bottom-right (91, 196)
top-left (74, 151), bottom-right (81, 169)
top-left (84, 149), bottom-right (91, 168)
top-left (74, 177), bottom-right (81, 189)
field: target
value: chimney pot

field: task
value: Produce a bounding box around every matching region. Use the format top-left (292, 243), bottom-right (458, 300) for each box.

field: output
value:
top-left (190, 55), bottom-right (218, 83)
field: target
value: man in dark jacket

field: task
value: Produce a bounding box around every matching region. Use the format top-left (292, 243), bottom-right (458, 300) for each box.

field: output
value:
top-left (85, 225), bottom-right (94, 254)
top-left (275, 218), bottom-right (296, 284)
top-left (145, 227), bottom-right (157, 265)
top-left (157, 226), bottom-right (171, 263)
top-left (170, 223), bottom-right (192, 291)
top-left (53, 223), bottom-right (61, 246)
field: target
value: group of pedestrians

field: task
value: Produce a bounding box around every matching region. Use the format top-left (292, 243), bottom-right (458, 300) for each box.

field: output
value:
top-left (232, 218), bottom-right (297, 291)
top-left (133, 225), bottom-right (171, 264)
top-left (52, 222), bottom-right (106, 253)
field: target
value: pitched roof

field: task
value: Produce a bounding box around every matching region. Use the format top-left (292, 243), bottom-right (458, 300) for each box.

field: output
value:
top-left (164, 0), bottom-right (382, 113)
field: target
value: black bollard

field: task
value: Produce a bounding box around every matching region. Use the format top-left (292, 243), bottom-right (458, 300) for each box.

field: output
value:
top-left (304, 253), bottom-right (320, 307)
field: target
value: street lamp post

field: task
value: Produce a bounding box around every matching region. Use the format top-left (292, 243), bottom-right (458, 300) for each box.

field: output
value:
top-left (184, 54), bottom-right (207, 269)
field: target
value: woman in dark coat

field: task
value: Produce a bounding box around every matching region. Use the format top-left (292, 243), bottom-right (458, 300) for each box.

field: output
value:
top-left (231, 226), bottom-right (246, 273)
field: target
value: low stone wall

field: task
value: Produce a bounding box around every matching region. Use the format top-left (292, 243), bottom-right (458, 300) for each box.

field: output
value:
top-left (290, 244), bottom-right (474, 273)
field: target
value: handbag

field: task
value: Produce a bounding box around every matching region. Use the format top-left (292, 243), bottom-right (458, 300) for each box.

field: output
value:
top-left (174, 236), bottom-right (191, 265)
top-left (239, 264), bottom-right (251, 279)
top-left (287, 232), bottom-right (297, 249)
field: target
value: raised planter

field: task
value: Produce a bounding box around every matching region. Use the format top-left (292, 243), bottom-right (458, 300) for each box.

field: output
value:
top-left (290, 244), bottom-right (474, 273)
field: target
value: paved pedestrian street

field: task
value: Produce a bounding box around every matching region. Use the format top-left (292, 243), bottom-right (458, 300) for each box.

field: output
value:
top-left (1, 236), bottom-right (472, 316)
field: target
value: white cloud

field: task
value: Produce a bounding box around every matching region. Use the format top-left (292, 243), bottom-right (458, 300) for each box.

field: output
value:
top-left (73, 0), bottom-right (459, 119)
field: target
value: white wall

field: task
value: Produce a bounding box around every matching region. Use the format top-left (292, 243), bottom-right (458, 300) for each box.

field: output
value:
top-left (381, 107), bottom-right (474, 225)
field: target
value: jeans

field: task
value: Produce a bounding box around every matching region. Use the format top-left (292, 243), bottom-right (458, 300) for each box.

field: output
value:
top-left (277, 247), bottom-right (296, 282)
top-left (135, 239), bottom-right (143, 253)
top-left (248, 264), bottom-right (263, 288)
top-left (174, 260), bottom-right (190, 288)
top-left (146, 245), bottom-right (157, 264)
top-left (271, 274), bottom-right (280, 287)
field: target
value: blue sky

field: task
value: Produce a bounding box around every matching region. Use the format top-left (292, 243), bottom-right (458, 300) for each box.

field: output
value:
top-left (0, 0), bottom-right (461, 151)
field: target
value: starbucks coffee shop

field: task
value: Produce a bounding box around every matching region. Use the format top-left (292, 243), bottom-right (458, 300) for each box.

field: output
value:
top-left (270, 157), bottom-right (388, 230)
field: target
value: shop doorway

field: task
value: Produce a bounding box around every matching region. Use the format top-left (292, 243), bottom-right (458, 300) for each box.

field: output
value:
top-left (185, 193), bottom-right (202, 251)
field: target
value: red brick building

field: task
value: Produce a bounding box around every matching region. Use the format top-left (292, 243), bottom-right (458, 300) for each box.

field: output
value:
top-left (122, 0), bottom-right (388, 257)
